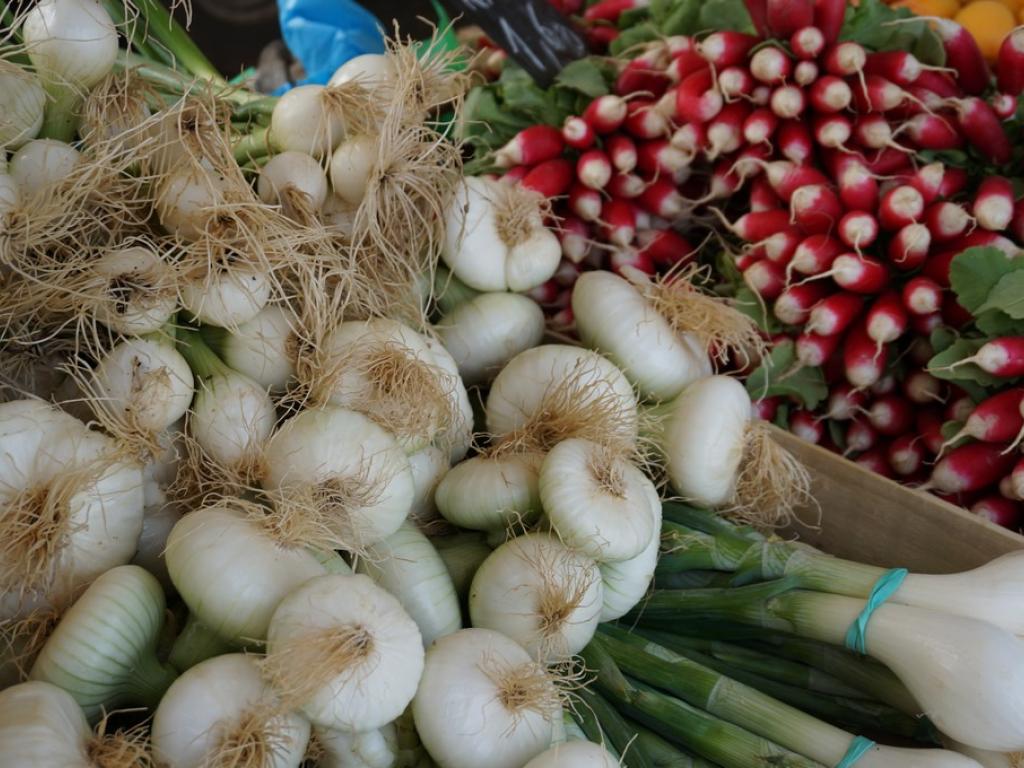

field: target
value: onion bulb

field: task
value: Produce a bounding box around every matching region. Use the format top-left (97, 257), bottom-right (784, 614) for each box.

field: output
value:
top-left (329, 135), bottom-right (377, 206)
top-left (10, 139), bottom-right (81, 198)
top-left (315, 724), bottom-right (400, 768)
top-left (270, 85), bottom-right (346, 158)
top-left (435, 452), bottom-right (543, 532)
top-left (413, 628), bottom-right (563, 768)
top-left (523, 741), bottom-right (620, 768)
top-left (0, 62), bottom-right (46, 149)
top-left (89, 246), bottom-right (177, 336)
top-left (258, 151), bottom-right (328, 221)
top-left (180, 260), bottom-right (272, 329)
top-left (328, 54), bottom-right (397, 92)
top-left (469, 532), bottom-right (603, 661)
top-left (202, 305), bottom-right (298, 393)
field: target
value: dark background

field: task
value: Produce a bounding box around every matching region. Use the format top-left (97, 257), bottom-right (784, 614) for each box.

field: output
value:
top-left (188, 0), bottom-right (438, 76)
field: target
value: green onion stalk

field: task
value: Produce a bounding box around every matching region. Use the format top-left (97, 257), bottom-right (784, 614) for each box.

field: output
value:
top-left (581, 639), bottom-right (826, 768)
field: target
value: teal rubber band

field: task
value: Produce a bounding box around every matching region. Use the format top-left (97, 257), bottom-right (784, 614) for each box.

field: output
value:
top-left (844, 568), bottom-right (908, 655)
top-left (836, 736), bottom-right (876, 768)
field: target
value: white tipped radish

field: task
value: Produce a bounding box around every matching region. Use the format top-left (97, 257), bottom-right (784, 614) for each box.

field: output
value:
top-left (469, 532), bottom-right (603, 661)
top-left (443, 176), bottom-right (560, 292)
top-left (413, 628), bottom-right (562, 768)
top-left (750, 46), bottom-right (791, 84)
top-left (793, 60), bottom-right (819, 86)
top-left (973, 177), bottom-right (1015, 232)
top-left (770, 86), bottom-right (806, 119)
top-left (494, 126), bottom-right (564, 168)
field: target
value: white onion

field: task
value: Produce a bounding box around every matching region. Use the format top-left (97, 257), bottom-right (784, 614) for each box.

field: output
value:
top-left (10, 139), bottom-right (81, 198)
top-left (258, 151), bottom-right (329, 217)
top-left (522, 741), bottom-right (620, 768)
top-left (435, 452), bottom-right (543, 532)
top-left (180, 264), bottom-right (272, 328)
top-left (0, 64), bottom-right (46, 149)
top-left (90, 246), bottom-right (177, 335)
top-left (270, 85), bottom-right (346, 158)
top-left (329, 135), bottom-right (377, 206)
top-left (22, 0), bottom-right (118, 90)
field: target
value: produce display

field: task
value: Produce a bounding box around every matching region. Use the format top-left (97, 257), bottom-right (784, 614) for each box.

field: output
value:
top-left (2, 0), bottom-right (1024, 766)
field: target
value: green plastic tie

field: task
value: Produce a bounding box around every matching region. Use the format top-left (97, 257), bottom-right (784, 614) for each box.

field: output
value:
top-left (836, 735), bottom-right (876, 768)
top-left (844, 568), bottom-right (908, 655)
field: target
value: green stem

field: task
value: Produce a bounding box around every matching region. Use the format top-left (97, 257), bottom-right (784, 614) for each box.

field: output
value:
top-left (657, 522), bottom-right (756, 575)
top-left (661, 503), bottom-right (766, 543)
top-left (581, 642), bottom-right (826, 768)
top-left (168, 614), bottom-right (236, 672)
top-left (631, 630), bottom-right (931, 743)
top-left (233, 126), bottom-right (271, 165)
top-left (131, 0), bottom-right (226, 84)
top-left (98, 0), bottom-right (167, 65)
top-left (655, 571), bottom-right (738, 590)
top-left (124, 651), bottom-right (178, 708)
top-left (176, 328), bottom-right (231, 381)
top-left (38, 83), bottom-right (83, 142)
top-left (629, 726), bottom-right (722, 768)
top-left (576, 688), bottom-right (648, 768)
top-left (626, 579), bottom-right (803, 632)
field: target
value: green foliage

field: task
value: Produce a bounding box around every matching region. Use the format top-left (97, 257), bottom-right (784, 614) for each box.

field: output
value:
top-left (840, 0), bottom-right (945, 65)
top-left (745, 341), bottom-right (828, 410)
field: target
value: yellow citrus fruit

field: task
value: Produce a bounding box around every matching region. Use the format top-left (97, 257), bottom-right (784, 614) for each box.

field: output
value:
top-left (955, 1), bottom-right (1017, 61)
top-left (892, 0), bottom-right (961, 18)
top-left (992, 0), bottom-right (1020, 12)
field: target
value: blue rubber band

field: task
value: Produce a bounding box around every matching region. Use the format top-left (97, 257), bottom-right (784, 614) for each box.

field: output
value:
top-left (844, 568), bottom-right (908, 655)
top-left (836, 736), bottom-right (876, 768)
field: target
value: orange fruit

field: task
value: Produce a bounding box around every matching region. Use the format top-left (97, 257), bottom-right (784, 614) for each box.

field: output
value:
top-left (955, 1), bottom-right (1017, 61)
top-left (892, 0), bottom-right (961, 17)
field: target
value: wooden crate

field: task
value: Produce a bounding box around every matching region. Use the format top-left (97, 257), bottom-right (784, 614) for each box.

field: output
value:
top-left (772, 427), bottom-right (1024, 572)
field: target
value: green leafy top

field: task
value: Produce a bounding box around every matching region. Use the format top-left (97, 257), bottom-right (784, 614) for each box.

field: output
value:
top-left (745, 341), bottom-right (828, 410)
top-left (949, 247), bottom-right (1024, 337)
top-left (839, 0), bottom-right (945, 65)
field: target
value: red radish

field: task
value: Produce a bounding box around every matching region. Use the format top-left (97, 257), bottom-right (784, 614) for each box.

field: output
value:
top-left (667, 47), bottom-right (708, 83)
top-left (577, 149), bottom-right (613, 190)
top-left (924, 201), bottom-right (971, 242)
top-left (888, 435), bottom-right (926, 475)
top-left (770, 86), bottom-right (806, 119)
top-left (720, 208), bottom-right (793, 242)
top-left (526, 279), bottom-right (560, 306)
top-left (871, 374), bottom-right (898, 396)
top-left (972, 496), bottom-right (1021, 528)
top-left (731, 143), bottom-right (774, 180)
top-left (824, 42), bottom-right (866, 77)
top-left (704, 102), bottom-right (751, 159)
top-left (948, 395), bottom-right (976, 424)
top-left (852, 114), bottom-right (900, 150)
top-left (931, 442), bottom-right (1016, 493)
top-left (943, 292), bottom-right (975, 329)
top-left (812, 113), bottom-right (852, 150)
top-left (954, 97), bottom-right (1012, 164)
top-left (973, 176), bottom-right (1015, 231)
top-left (909, 337), bottom-right (936, 366)
top-left (562, 116), bottom-right (595, 150)
top-left (774, 281), bottom-right (830, 325)
top-left (866, 291), bottom-right (908, 345)
top-left (583, 0), bottom-right (648, 21)
top-left (796, 330), bottom-right (841, 367)
top-left (764, 161), bottom-right (830, 201)
top-left (838, 211), bottom-right (879, 250)
top-left (813, 0), bottom-right (845, 44)
top-left (1000, 475), bottom-right (1020, 500)
top-left (765, 0), bottom-right (815, 37)
top-left (520, 159), bottom-right (572, 198)
top-left (847, 420), bottom-right (880, 453)
top-left (744, 0), bottom-right (771, 37)
top-left (558, 217), bottom-right (590, 263)
top-left (856, 146), bottom-right (914, 176)
top-left (937, 165), bottom-right (968, 198)
top-left (789, 234), bottom-right (844, 276)
top-left (638, 229), bottom-right (694, 267)
top-left (751, 85), bottom-right (772, 106)
top-left (789, 184), bottom-right (842, 234)
top-left (858, 446), bottom-right (896, 476)
top-left (836, 158), bottom-right (879, 212)
top-left (670, 123), bottom-right (707, 156)
top-left (1011, 458), bottom-right (1024, 499)
top-left (750, 176), bottom-right (781, 212)
top-left (569, 183), bottom-right (602, 221)
top-left (675, 68), bottom-right (724, 124)
top-left (493, 126), bottom-right (564, 169)
top-left (844, 321), bottom-right (886, 388)
top-left (615, 54), bottom-right (671, 98)
top-left (852, 76), bottom-right (915, 113)
top-left (911, 312), bottom-right (943, 335)
top-left (761, 226), bottom-right (802, 263)
top-left (698, 31), bottom-right (758, 68)
top-left (997, 29), bottom-right (1024, 96)
top-left (752, 396), bottom-right (782, 421)
top-left (887, 223), bottom-right (932, 271)
top-left (553, 259), bottom-right (581, 288)
top-left (607, 173), bottom-right (645, 199)
top-left (498, 166), bottom-right (528, 185)
top-left (878, 185), bottom-right (924, 230)
top-left (902, 275), bottom-right (943, 316)
top-left (790, 25), bottom-right (825, 59)
top-left (602, 198), bottom-right (638, 247)
top-left (827, 383), bottom-right (867, 420)
top-left (706, 158), bottom-right (744, 199)
top-left (777, 121), bottom-right (814, 165)
top-left (794, 61), bottom-right (819, 86)
top-left (584, 26), bottom-right (619, 51)
top-left (809, 76), bottom-right (853, 113)
top-left (992, 93), bottom-right (1018, 120)
top-left (636, 177), bottom-right (685, 219)
top-left (914, 69), bottom-right (961, 99)
top-left (868, 395), bottom-right (914, 436)
top-left (807, 292), bottom-right (864, 336)
top-left (943, 338), bottom-right (1024, 378)
top-left (609, 247), bottom-right (655, 277)
top-left (953, 229), bottom-right (1022, 257)
top-left (718, 66), bottom-right (755, 100)
top-left (743, 259), bottom-right (786, 299)
top-left (790, 409), bottom-right (823, 443)
top-left (949, 388), bottom-right (1024, 445)
top-left (636, 139), bottom-right (690, 175)
top-left (743, 108), bottom-right (779, 146)
top-left (907, 162), bottom-right (946, 205)
top-left (917, 409), bottom-right (945, 455)
top-left (864, 51), bottom-right (925, 86)
top-left (1012, 198), bottom-right (1024, 243)
top-left (624, 99), bottom-right (670, 139)
top-left (831, 254), bottom-right (889, 294)
top-left (583, 94), bottom-right (628, 133)
top-left (931, 18), bottom-right (990, 95)
top-left (904, 369), bottom-right (943, 404)
top-left (735, 251), bottom-right (761, 272)
top-left (750, 46), bottom-right (792, 85)
top-left (607, 134), bottom-right (638, 173)
top-left (904, 113), bottom-right (964, 150)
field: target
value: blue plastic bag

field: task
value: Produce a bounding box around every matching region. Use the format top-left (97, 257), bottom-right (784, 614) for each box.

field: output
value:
top-left (276, 0), bottom-right (386, 93)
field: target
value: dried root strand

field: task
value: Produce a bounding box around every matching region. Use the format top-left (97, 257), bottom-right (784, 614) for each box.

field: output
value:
top-left (260, 623), bottom-right (377, 712)
top-left (0, 608), bottom-right (61, 683)
top-left (638, 264), bottom-right (767, 371)
top-left (204, 702), bottom-right (297, 768)
top-left (479, 651), bottom-right (569, 728)
top-left (87, 717), bottom-right (155, 768)
top-left (729, 420), bottom-right (814, 531)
